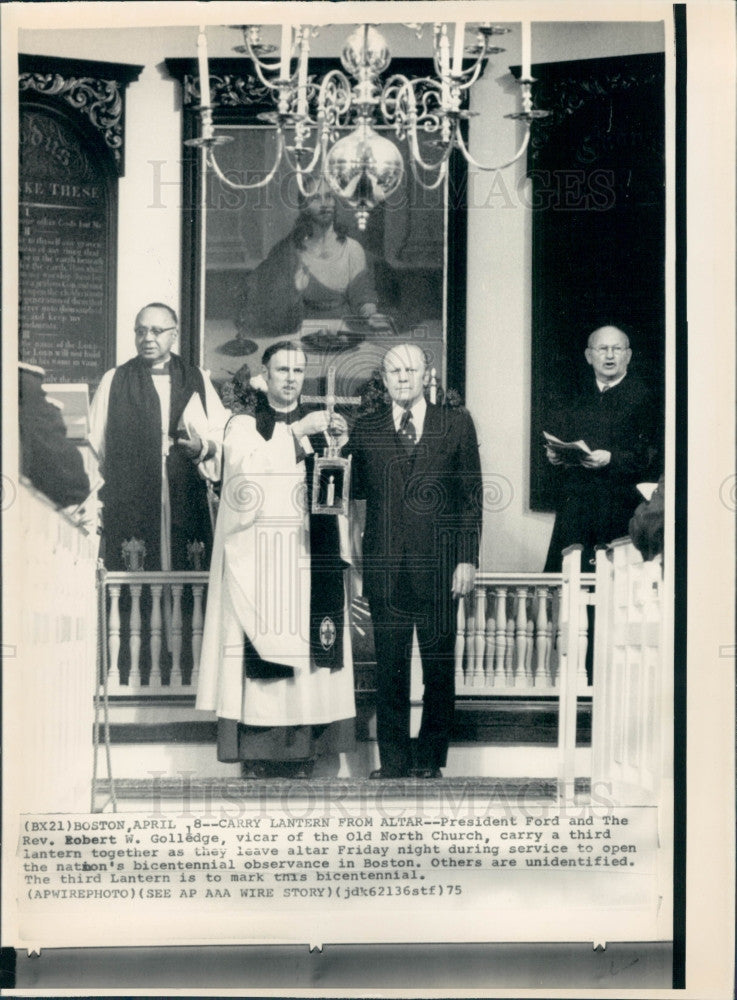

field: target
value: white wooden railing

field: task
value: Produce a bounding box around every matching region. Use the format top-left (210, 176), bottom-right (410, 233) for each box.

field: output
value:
top-left (104, 571), bottom-right (209, 694)
top-left (455, 572), bottom-right (595, 695)
top-left (591, 540), bottom-right (667, 805)
top-left (102, 569), bottom-right (594, 698)
top-left (97, 544), bottom-right (666, 803)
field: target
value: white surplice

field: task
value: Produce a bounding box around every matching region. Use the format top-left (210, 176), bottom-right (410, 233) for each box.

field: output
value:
top-left (89, 364), bottom-right (227, 570)
top-left (195, 415), bottom-right (355, 727)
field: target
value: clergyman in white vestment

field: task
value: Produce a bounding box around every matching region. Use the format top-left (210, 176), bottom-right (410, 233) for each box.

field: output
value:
top-left (196, 342), bottom-right (355, 778)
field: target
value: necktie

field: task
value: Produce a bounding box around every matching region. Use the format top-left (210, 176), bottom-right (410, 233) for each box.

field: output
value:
top-left (398, 408), bottom-right (416, 452)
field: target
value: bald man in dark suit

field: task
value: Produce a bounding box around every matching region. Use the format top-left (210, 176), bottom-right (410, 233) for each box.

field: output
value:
top-left (347, 344), bottom-right (482, 779)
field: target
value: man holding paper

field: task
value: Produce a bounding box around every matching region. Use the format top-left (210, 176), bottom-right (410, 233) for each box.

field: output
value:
top-left (90, 302), bottom-right (227, 571)
top-left (543, 324), bottom-right (659, 571)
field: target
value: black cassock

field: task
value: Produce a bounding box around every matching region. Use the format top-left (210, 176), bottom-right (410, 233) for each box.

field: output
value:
top-left (544, 374), bottom-right (660, 572)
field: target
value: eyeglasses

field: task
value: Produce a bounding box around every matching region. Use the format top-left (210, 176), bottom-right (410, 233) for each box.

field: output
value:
top-left (590, 345), bottom-right (627, 355)
top-left (135, 325), bottom-right (177, 337)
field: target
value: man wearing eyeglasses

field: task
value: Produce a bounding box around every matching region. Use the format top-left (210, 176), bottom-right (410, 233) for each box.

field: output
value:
top-left (543, 324), bottom-right (660, 572)
top-left (90, 302), bottom-right (228, 571)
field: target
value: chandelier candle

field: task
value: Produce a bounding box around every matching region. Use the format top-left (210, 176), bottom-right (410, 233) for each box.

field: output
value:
top-left (197, 25), bottom-right (210, 107)
top-left (439, 26), bottom-right (451, 109)
top-left (280, 24), bottom-right (291, 80)
top-left (521, 21), bottom-right (531, 79)
top-left (297, 28), bottom-right (309, 116)
top-left (452, 21), bottom-right (465, 76)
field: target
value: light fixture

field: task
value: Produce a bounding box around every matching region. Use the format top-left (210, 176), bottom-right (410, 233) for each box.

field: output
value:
top-left (188, 21), bottom-right (549, 229)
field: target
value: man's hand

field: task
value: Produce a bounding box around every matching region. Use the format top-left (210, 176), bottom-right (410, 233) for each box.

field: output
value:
top-left (580, 449), bottom-right (611, 469)
top-left (545, 444), bottom-right (564, 465)
top-left (292, 410), bottom-right (331, 438)
top-left (177, 432), bottom-right (202, 460)
top-left (295, 263), bottom-right (309, 292)
top-left (327, 412), bottom-right (348, 443)
top-left (451, 562), bottom-right (476, 598)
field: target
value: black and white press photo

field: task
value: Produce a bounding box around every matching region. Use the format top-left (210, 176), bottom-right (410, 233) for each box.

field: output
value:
top-left (2, 1), bottom-right (734, 995)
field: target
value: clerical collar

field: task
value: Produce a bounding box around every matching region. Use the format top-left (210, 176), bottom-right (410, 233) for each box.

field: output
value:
top-left (596, 372), bottom-right (627, 392)
top-left (255, 393), bottom-right (301, 441)
top-left (149, 362), bottom-right (170, 376)
top-left (270, 408), bottom-right (299, 423)
top-left (268, 402), bottom-right (299, 423)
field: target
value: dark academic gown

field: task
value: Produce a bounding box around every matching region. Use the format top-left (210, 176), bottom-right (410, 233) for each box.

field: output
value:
top-left (347, 402), bottom-right (482, 775)
top-left (544, 374), bottom-right (660, 572)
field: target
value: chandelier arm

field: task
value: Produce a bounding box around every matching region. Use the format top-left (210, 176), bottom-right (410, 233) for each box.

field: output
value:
top-left (294, 170), bottom-right (312, 197)
top-left (316, 69), bottom-right (354, 126)
top-left (207, 130), bottom-right (286, 191)
top-left (454, 124), bottom-right (531, 171)
top-left (452, 57), bottom-right (485, 92)
top-left (241, 36), bottom-right (288, 93)
top-left (431, 24), bottom-right (445, 79)
top-left (282, 133), bottom-right (323, 176)
top-left (379, 73), bottom-right (412, 125)
top-left (382, 76), bottom-right (446, 142)
top-left (407, 155), bottom-right (448, 190)
top-left (291, 122), bottom-right (332, 196)
top-left (405, 117), bottom-right (454, 175)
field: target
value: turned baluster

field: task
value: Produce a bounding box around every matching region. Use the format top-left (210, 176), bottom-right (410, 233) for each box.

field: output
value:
top-left (493, 586), bottom-right (507, 684)
top-left (170, 584), bottom-right (184, 688)
top-left (149, 583), bottom-right (163, 689)
top-left (535, 586), bottom-right (550, 687)
top-left (525, 593), bottom-right (535, 685)
top-left (513, 586), bottom-right (529, 688)
top-left (473, 585), bottom-right (487, 686)
top-left (504, 594), bottom-right (515, 680)
top-left (107, 584), bottom-right (121, 690)
top-left (550, 589), bottom-right (562, 687)
top-left (128, 584), bottom-right (142, 689)
top-left (191, 583), bottom-right (205, 689)
top-left (484, 603), bottom-right (495, 685)
top-left (454, 597), bottom-right (466, 688)
top-left (464, 590), bottom-right (476, 683)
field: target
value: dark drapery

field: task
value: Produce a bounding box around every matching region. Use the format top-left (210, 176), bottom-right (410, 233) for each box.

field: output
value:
top-left (527, 52), bottom-right (665, 511)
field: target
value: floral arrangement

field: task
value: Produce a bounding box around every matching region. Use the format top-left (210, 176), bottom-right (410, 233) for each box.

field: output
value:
top-left (219, 364), bottom-right (464, 417)
top-left (220, 364), bottom-right (260, 416)
top-left (356, 370), bottom-right (464, 416)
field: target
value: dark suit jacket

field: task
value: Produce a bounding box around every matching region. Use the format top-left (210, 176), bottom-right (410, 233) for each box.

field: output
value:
top-left (629, 473), bottom-right (664, 562)
top-left (347, 403), bottom-right (482, 606)
top-left (19, 366), bottom-right (90, 508)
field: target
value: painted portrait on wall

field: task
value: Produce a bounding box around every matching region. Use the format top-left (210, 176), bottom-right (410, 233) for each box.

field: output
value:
top-left (200, 120), bottom-right (453, 402)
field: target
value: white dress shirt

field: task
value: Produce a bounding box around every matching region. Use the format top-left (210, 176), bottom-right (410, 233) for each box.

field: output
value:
top-left (596, 372), bottom-right (627, 392)
top-left (392, 396), bottom-right (427, 442)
